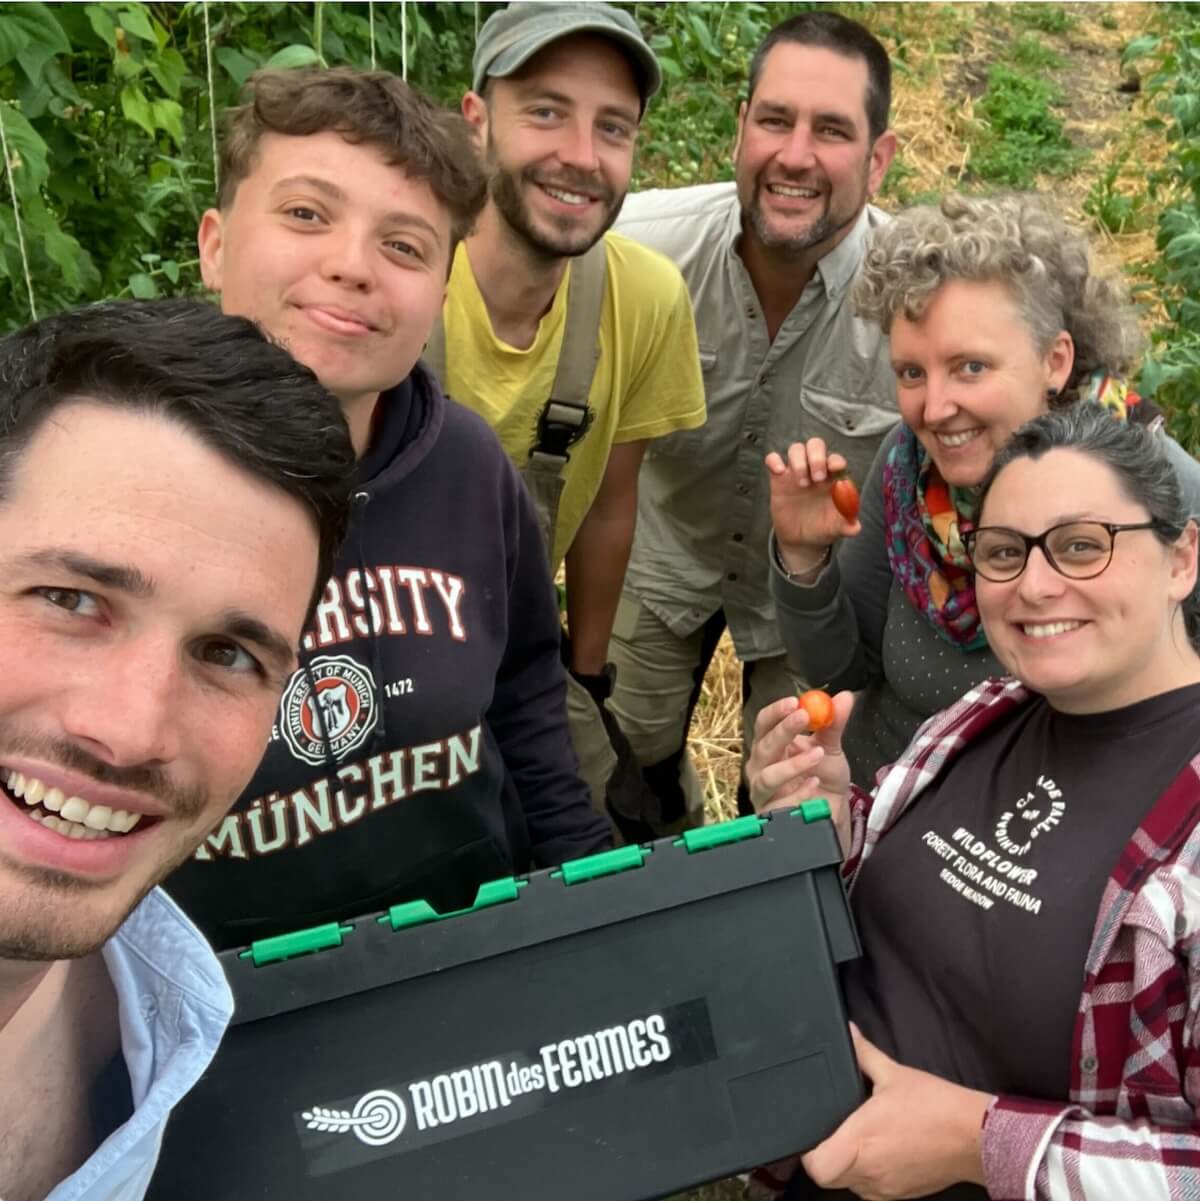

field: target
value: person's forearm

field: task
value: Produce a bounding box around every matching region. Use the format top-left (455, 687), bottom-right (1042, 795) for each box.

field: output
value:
top-left (564, 509), bottom-right (635, 675)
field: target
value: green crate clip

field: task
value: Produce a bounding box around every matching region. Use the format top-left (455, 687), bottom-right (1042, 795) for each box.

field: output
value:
top-left (382, 877), bottom-right (525, 931)
top-left (240, 921), bottom-right (353, 967)
top-left (675, 814), bottom-right (765, 853)
top-left (554, 844), bottom-right (646, 885)
top-left (790, 798), bottom-right (833, 823)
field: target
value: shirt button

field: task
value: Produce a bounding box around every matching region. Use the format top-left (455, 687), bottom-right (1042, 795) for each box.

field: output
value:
top-left (736, 483), bottom-right (749, 496)
top-left (727, 572), bottom-right (738, 582)
top-left (140, 995), bottom-right (159, 1021)
top-left (1176, 913), bottom-right (1189, 940)
top-left (732, 532), bottom-right (744, 543)
top-left (1080, 1054), bottom-right (1098, 1073)
top-left (744, 431), bottom-right (758, 444)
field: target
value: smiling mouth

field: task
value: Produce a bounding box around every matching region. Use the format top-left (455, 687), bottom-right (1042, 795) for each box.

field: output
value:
top-left (766, 183), bottom-right (821, 200)
top-left (935, 429), bottom-right (983, 449)
top-left (1019, 620), bottom-right (1085, 639)
top-left (537, 183), bottom-right (597, 207)
top-left (2, 769), bottom-right (152, 840)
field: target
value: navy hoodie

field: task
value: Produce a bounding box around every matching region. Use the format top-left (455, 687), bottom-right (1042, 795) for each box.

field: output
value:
top-left (166, 366), bottom-right (610, 950)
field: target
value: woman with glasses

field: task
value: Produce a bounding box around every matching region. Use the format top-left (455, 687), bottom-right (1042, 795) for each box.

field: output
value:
top-left (748, 403), bottom-right (1200, 1200)
top-left (767, 192), bottom-right (1200, 784)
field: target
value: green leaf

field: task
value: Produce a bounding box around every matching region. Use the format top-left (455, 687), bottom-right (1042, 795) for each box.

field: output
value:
top-left (1165, 229), bottom-right (1200, 265)
top-left (119, 83), bottom-right (155, 137)
top-left (128, 272), bottom-right (158, 298)
top-left (117, 6), bottom-right (156, 42)
top-left (22, 195), bottom-right (91, 292)
top-left (687, 13), bottom-right (718, 59)
top-left (145, 47), bottom-right (186, 98)
top-left (657, 55), bottom-right (682, 81)
top-left (0, 21), bottom-right (31, 71)
top-left (162, 259), bottom-right (180, 284)
top-left (7, 4), bottom-right (70, 80)
top-left (0, 104), bottom-right (50, 196)
top-left (215, 45), bottom-right (258, 87)
top-left (150, 97), bottom-right (183, 146)
top-left (1121, 34), bottom-right (1161, 66)
top-left (264, 43), bottom-right (322, 70)
top-left (85, 5), bottom-right (117, 49)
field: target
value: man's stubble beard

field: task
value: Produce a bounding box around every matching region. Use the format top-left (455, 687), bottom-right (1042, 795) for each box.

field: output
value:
top-left (741, 159), bottom-right (872, 259)
top-left (0, 725), bottom-right (211, 961)
top-left (486, 137), bottom-right (624, 262)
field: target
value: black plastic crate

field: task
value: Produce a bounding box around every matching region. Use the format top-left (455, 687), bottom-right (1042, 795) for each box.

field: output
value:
top-left (149, 802), bottom-right (862, 1200)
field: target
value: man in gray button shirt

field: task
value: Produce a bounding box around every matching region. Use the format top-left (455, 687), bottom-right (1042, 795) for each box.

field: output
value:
top-left (609, 11), bottom-right (900, 829)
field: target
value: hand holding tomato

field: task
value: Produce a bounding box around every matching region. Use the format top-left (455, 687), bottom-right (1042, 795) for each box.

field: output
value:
top-left (765, 438), bottom-right (863, 572)
top-left (747, 689), bottom-right (855, 853)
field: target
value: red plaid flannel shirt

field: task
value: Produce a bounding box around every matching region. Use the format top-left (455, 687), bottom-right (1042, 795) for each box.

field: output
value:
top-left (754, 676), bottom-right (1200, 1201)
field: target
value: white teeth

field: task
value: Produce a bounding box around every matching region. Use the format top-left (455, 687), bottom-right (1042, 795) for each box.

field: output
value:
top-left (59, 796), bottom-right (89, 824)
top-left (769, 184), bottom-right (819, 198)
top-left (937, 429), bottom-right (981, 448)
top-left (1022, 621), bottom-right (1083, 639)
top-left (542, 186), bottom-right (589, 205)
top-left (3, 772), bottom-right (143, 835)
top-left (84, 804), bottom-right (112, 831)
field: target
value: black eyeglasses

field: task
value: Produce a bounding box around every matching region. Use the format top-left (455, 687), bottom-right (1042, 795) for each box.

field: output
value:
top-left (963, 520), bottom-right (1173, 583)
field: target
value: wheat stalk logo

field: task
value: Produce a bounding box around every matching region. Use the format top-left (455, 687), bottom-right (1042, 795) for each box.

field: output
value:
top-left (303, 1089), bottom-right (407, 1146)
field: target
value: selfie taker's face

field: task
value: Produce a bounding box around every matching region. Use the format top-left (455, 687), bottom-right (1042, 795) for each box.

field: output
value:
top-left (0, 404), bottom-right (317, 960)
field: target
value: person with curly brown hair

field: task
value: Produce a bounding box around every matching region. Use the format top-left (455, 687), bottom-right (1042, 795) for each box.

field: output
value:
top-left (767, 192), bottom-right (1200, 783)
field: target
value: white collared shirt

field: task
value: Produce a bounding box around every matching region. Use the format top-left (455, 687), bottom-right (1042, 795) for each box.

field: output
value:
top-left (46, 889), bottom-right (233, 1201)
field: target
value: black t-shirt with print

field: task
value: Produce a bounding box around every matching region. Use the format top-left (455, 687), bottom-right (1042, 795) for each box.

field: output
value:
top-left (845, 683), bottom-right (1200, 1114)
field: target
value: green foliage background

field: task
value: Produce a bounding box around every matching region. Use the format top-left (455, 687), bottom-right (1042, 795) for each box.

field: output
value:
top-left (0, 0), bottom-right (797, 326)
top-left (1, 1), bottom-right (1199, 448)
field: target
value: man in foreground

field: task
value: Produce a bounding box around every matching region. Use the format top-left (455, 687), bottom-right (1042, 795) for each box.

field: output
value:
top-left (0, 298), bottom-right (355, 1201)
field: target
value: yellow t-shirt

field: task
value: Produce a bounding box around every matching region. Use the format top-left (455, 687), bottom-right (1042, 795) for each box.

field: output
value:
top-left (441, 232), bottom-right (707, 567)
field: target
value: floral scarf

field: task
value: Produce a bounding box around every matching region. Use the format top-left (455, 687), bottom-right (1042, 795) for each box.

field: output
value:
top-left (883, 372), bottom-right (1153, 651)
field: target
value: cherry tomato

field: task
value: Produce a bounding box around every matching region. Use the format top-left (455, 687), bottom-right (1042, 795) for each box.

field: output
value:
top-left (798, 689), bottom-right (835, 732)
top-left (831, 478), bottom-right (860, 523)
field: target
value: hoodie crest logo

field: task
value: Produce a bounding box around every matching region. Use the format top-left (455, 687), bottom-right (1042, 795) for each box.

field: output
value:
top-left (280, 655), bottom-right (378, 766)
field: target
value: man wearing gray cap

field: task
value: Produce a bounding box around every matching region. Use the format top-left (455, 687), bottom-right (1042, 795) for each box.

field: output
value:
top-left (425, 3), bottom-right (706, 837)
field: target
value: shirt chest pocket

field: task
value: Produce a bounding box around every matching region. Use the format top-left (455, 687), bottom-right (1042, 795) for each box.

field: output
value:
top-left (781, 385), bottom-right (900, 482)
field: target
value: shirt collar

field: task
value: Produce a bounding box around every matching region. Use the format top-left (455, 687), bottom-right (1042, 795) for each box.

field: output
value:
top-left (816, 206), bottom-right (874, 299)
top-left (45, 890), bottom-right (232, 1201)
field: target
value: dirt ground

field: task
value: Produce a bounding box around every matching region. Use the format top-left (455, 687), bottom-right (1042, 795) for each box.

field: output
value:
top-left (675, 6), bottom-right (1163, 1198)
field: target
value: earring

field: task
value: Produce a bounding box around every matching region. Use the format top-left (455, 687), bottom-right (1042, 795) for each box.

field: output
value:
top-left (1046, 386), bottom-right (1059, 400)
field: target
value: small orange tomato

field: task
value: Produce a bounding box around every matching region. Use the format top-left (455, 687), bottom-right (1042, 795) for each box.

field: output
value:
top-left (831, 478), bottom-right (860, 523)
top-left (798, 689), bottom-right (835, 732)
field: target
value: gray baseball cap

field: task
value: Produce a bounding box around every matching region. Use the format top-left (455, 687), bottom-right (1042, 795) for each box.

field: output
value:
top-left (472, 3), bottom-right (662, 111)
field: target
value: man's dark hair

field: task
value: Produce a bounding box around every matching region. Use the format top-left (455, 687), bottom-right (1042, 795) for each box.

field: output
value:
top-left (219, 67), bottom-right (488, 250)
top-left (0, 298), bottom-right (356, 618)
top-left (748, 11), bottom-right (892, 143)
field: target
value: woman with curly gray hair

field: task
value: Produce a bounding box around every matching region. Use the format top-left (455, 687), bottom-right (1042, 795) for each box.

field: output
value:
top-left (765, 192), bottom-right (1200, 784)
